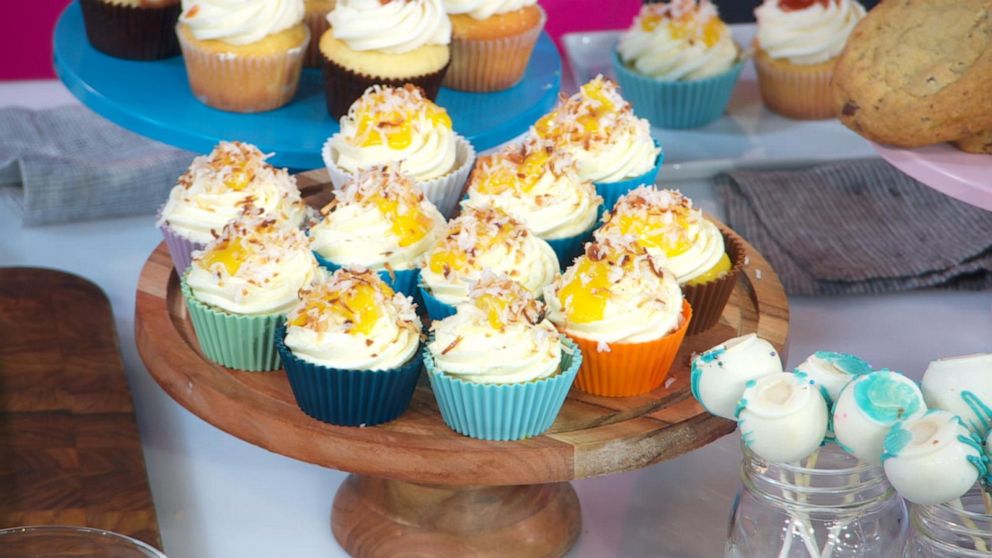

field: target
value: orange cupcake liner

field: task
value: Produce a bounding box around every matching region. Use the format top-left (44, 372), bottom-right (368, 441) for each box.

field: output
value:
top-left (567, 301), bottom-right (692, 398)
top-left (443, 7), bottom-right (546, 92)
top-left (681, 229), bottom-right (745, 336)
top-left (754, 52), bottom-right (835, 120)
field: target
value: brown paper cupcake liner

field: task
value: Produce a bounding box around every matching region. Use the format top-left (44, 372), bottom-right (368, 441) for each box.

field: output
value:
top-left (177, 25), bottom-right (309, 113)
top-left (79, 0), bottom-right (181, 60)
top-left (443, 7), bottom-right (546, 92)
top-left (303, 9), bottom-right (331, 68)
top-left (681, 229), bottom-right (746, 336)
top-left (754, 52), bottom-right (836, 120)
top-left (321, 55), bottom-right (449, 119)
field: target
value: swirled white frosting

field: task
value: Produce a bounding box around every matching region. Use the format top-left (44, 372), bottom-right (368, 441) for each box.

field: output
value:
top-left (546, 236), bottom-right (683, 345)
top-left (465, 138), bottom-right (601, 241)
top-left (180, 0), bottom-right (305, 45)
top-left (284, 268), bottom-right (422, 370)
top-left (428, 274), bottom-right (561, 384)
top-left (420, 205), bottom-right (559, 306)
top-left (328, 0), bottom-right (451, 53)
top-left (755, 0), bottom-right (866, 65)
top-left (618, 0), bottom-right (738, 80)
top-left (186, 210), bottom-right (318, 315)
top-left (158, 141), bottom-right (308, 245)
top-left (442, 0), bottom-right (535, 20)
top-left (309, 165), bottom-right (445, 270)
top-left (330, 85), bottom-right (458, 181)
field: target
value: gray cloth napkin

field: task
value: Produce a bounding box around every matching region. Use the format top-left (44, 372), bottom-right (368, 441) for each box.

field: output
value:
top-left (0, 106), bottom-right (193, 226)
top-left (717, 158), bottom-right (992, 296)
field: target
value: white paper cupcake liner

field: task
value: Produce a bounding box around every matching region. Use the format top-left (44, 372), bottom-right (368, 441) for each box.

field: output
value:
top-left (443, 7), bottom-right (547, 92)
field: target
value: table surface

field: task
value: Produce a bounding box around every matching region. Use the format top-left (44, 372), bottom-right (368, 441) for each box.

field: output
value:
top-left (2, 73), bottom-right (991, 558)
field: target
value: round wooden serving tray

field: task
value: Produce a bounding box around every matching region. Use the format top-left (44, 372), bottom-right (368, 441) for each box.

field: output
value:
top-left (135, 169), bottom-right (789, 558)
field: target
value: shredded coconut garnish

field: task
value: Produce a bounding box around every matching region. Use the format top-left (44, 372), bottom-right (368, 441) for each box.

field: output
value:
top-left (192, 207), bottom-right (309, 281)
top-left (342, 84), bottom-right (451, 148)
top-left (424, 205), bottom-right (530, 280)
top-left (533, 76), bottom-right (642, 147)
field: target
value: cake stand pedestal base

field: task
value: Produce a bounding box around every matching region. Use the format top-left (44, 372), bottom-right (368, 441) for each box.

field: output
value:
top-left (331, 475), bottom-right (582, 558)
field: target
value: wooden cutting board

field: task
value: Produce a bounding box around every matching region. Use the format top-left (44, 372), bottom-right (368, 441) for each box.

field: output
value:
top-left (0, 268), bottom-right (161, 549)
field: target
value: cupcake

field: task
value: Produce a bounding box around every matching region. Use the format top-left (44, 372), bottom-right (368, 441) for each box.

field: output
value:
top-left (546, 235), bottom-right (691, 397)
top-left (182, 209), bottom-right (319, 371)
top-left (308, 164), bottom-right (446, 298)
top-left (79, 0), bottom-right (182, 60)
top-left (595, 186), bottom-right (743, 335)
top-left (303, 0), bottom-right (335, 67)
top-left (156, 141), bottom-right (309, 275)
top-left (177, 0), bottom-right (309, 113)
top-left (533, 76), bottom-right (662, 212)
top-left (418, 205), bottom-right (558, 320)
top-left (441, 0), bottom-right (547, 92)
top-left (322, 84), bottom-right (476, 217)
top-left (321, 0), bottom-right (451, 118)
top-left (463, 136), bottom-right (602, 267)
top-left (613, 0), bottom-right (743, 129)
top-left (276, 268), bottom-right (424, 426)
top-left (753, 0), bottom-right (866, 119)
top-left (425, 273), bottom-right (581, 440)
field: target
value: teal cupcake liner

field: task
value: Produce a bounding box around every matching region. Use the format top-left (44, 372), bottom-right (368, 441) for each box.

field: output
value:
top-left (425, 338), bottom-right (581, 441)
top-left (545, 221), bottom-right (596, 270)
top-left (180, 278), bottom-right (283, 371)
top-left (275, 325), bottom-right (423, 426)
top-left (417, 277), bottom-right (458, 322)
top-left (312, 251), bottom-right (420, 300)
top-left (613, 50), bottom-right (745, 130)
top-left (594, 148), bottom-right (663, 215)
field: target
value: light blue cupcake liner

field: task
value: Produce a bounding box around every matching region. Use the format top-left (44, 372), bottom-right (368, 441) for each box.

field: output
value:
top-left (417, 277), bottom-right (458, 322)
top-left (613, 50), bottom-right (745, 130)
top-left (311, 251), bottom-right (420, 300)
top-left (545, 221), bottom-right (596, 270)
top-left (425, 338), bottom-right (582, 441)
top-left (593, 148), bottom-right (663, 215)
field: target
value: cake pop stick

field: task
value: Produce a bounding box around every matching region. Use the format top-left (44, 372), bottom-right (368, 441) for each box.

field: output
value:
top-left (832, 370), bottom-right (927, 465)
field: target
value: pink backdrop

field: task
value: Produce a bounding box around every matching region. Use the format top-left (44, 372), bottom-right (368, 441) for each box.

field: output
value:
top-left (1, 0), bottom-right (640, 80)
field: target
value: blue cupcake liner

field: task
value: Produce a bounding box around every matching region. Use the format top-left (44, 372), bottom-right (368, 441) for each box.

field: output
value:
top-left (425, 338), bottom-right (582, 441)
top-left (593, 148), bottom-right (663, 216)
top-left (311, 251), bottom-right (420, 300)
top-left (612, 50), bottom-right (745, 130)
top-left (417, 277), bottom-right (458, 322)
top-left (545, 221), bottom-right (596, 270)
top-left (275, 324), bottom-right (423, 426)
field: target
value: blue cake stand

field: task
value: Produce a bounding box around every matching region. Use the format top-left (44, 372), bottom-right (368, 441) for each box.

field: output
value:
top-left (53, 1), bottom-right (561, 170)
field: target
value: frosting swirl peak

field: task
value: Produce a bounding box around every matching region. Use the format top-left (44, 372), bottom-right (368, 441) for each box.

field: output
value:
top-left (180, 0), bottom-right (305, 45)
top-left (329, 0), bottom-right (451, 54)
top-left (755, 0), bottom-right (866, 65)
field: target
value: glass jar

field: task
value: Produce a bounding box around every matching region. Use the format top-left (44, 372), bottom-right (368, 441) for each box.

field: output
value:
top-left (905, 487), bottom-right (992, 557)
top-left (726, 443), bottom-right (909, 557)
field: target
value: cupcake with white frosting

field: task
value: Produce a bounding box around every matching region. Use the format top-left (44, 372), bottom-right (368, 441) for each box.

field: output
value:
top-left (418, 204), bottom-right (559, 320)
top-left (464, 136), bottom-right (602, 267)
top-left (596, 186), bottom-right (743, 334)
top-left (323, 84), bottom-right (475, 217)
top-left (753, 0), bottom-right (866, 119)
top-left (177, 0), bottom-right (310, 112)
top-left (276, 268), bottom-right (424, 425)
top-left (546, 235), bottom-right (691, 397)
top-left (320, 0), bottom-right (451, 117)
top-left (157, 141), bottom-right (309, 274)
top-left (613, 0), bottom-right (743, 129)
top-left (182, 208), bottom-right (319, 371)
top-left (309, 164), bottom-right (445, 297)
top-left (532, 76), bottom-right (662, 211)
top-left (79, 0), bottom-right (181, 60)
top-left (425, 273), bottom-right (582, 440)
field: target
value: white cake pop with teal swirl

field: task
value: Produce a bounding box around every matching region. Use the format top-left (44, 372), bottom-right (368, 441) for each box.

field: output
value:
top-left (922, 353), bottom-right (992, 437)
top-left (736, 372), bottom-right (829, 463)
top-left (795, 350), bottom-right (873, 406)
top-left (832, 370), bottom-right (927, 465)
top-left (881, 410), bottom-right (988, 505)
top-left (690, 333), bottom-right (783, 420)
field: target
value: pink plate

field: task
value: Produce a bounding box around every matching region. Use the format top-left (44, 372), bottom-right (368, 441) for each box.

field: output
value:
top-left (873, 142), bottom-right (992, 211)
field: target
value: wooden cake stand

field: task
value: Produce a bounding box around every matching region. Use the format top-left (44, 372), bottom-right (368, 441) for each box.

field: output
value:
top-left (135, 170), bottom-right (789, 558)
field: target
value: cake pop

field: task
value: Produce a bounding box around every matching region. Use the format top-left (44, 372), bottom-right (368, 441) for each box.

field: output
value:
top-left (922, 353), bottom-right (992, 437)
top-left (737, 372), bottom-right (829, 463)
top-left (691, 333), bottom-right (783, 420)
top-left (795, 350), bottom-right (873, 406)
top-left (832, 370), bottom-right (927, 465)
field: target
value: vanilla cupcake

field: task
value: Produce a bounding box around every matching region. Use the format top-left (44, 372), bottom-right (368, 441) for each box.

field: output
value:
top-left (425, 273), bottom-right (581, 440)
top-left (546, 235), bottom-right (690, 397)
top-left (80, 0), bottom-right (181, 60)
top-left (323, 84), bottom-right (475, 217)
top-left (464, 136), bottom-right (602, 266)
top-left (753, 0), bottom-right (866, 119)
top-left (157, 141), bottom-right (309, 274)
top-left (182, 209), bottom-right (319, 371)
top-left (177, 0), bottom-right (309, 112)
top-left (418, 205), bottom-right (558, 320)
top-left (533, 76), bottom-right (662, 211)
top-left (309, 165), bottom-right (445, 297)
top-left (442, 0), bottom-right (546, 91)
top-left (614, 0), bottom-right (743, 129)
top-left (276, 268), bottom-right (424, 425)
top-left (321, 0), bottom-right (451, 118)
top-left (597, 187), bottom-right (743, 334)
